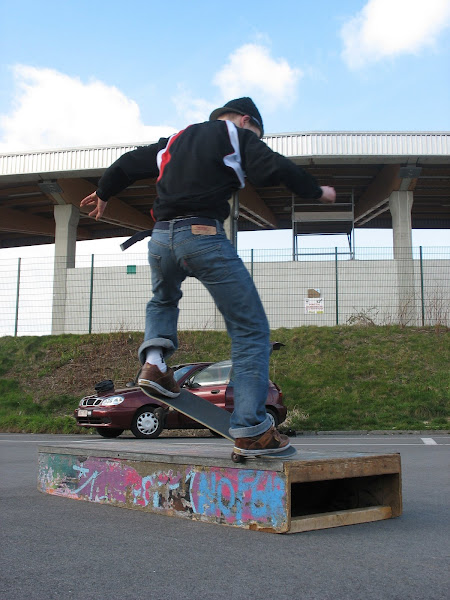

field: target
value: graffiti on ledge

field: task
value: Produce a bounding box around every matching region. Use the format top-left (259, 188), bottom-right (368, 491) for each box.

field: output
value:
top-left (38, 453), bottom-right (287, 529)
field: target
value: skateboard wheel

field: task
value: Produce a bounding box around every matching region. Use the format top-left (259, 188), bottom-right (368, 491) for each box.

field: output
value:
top-left (231, 452), bottom-right (244, 463)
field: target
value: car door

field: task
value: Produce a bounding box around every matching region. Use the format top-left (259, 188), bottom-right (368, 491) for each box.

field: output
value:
top-left (181, 361), bottom-right (232, 426)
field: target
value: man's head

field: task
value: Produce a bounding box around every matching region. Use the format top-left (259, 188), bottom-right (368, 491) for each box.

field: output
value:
top-left (209, 97), bottom-right (264, 138)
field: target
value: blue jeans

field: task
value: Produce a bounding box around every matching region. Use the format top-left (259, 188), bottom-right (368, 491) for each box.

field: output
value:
top-left (138, 219), bottom-right (271, 438)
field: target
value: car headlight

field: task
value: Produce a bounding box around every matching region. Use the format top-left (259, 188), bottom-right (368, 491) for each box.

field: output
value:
top-left (100, 396), bottom-right (125, 406)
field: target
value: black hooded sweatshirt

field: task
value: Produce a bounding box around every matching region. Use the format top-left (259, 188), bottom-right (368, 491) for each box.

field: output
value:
top-left (96, 119), bottom-right (323, 222)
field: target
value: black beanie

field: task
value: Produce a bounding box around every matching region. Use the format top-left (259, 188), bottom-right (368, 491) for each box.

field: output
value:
top-left (209, 97), bottom-right (264, 137)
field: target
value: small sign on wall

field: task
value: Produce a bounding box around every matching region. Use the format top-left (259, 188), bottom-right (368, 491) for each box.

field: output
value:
top-left (305, 298), bottom-right (324, 314)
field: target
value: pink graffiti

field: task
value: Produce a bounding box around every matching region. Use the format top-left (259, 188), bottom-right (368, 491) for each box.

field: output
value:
top-left (43, 455), bottom-right (286, 528)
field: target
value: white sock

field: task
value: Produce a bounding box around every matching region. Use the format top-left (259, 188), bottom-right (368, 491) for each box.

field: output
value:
top-left (146, 347), bottom-right (167, 372)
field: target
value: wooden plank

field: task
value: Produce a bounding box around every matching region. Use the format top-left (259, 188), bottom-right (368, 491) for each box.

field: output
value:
top-left (354, 164), bottom-right (401, 223)
top-left (0, 206), bottom-right (55, 235)
top-left (285, 454), bottom-right (401, 483)
top-left (289, 506), bottom-right (392, 533)
top-left (239, 184), bottom-right (278, 228)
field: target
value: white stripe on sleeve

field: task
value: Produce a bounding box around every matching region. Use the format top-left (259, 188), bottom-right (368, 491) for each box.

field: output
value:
top-left (223, 121), bottom-right (246, 188)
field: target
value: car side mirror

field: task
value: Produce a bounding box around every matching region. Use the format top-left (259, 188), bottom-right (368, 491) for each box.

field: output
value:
top-left (186, 381), bottom-right (201, 389)
top-left (271, 341), bottom-right (286, 352)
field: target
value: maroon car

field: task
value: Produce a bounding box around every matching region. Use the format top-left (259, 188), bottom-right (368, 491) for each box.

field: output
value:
top-left (74, 359), bottom-right (287, 439)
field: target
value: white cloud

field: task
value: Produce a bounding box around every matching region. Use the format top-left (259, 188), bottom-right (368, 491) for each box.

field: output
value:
top-left (172, 44), bottom-right (302, 125)
top-left (172, 85), bottom-right (216, 124)
top-left (213, 44), bottom-right (302, 110)
top-left (0, 65), bottom-right (177, 152)
top-left (1, 45), bottom-right (304, 152)
top-left (341, 0), bottom-right (450, 69)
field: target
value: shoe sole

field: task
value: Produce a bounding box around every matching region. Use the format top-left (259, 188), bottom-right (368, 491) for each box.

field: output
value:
top-left (138, 378), bottom-right (180, 398)
top-left (232, 441), bottom-right (291, 457)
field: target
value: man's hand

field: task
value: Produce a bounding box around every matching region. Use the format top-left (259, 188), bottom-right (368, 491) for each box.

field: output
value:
top-left (80, 192), bottom-right (108, 220)
top-left (319, 186), bottom-right (336, 204)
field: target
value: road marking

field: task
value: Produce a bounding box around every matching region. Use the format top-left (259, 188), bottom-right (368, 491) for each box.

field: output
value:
top-left (291, 440), bottom-right (446, 446)
top-left (0, 438), bottom-right (107, 443)
top-left (421, 437), bottom-right (437, 445)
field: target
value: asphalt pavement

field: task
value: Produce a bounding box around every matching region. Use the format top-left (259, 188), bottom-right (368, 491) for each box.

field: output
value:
top-left (0, 432), bottom-right (449, 600)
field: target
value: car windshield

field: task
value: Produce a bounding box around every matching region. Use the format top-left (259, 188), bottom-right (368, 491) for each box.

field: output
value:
top-left (190, 360), bottom-right (232, 387)
top-left (173, 365), bottom-right (196, 382)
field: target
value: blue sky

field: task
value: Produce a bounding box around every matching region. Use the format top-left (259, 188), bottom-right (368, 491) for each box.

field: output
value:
top-left (0, 0), bottom-right (449, 254)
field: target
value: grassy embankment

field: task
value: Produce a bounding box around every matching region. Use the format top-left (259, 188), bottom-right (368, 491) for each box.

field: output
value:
top-left (0, 326), bottom-right (448, 434)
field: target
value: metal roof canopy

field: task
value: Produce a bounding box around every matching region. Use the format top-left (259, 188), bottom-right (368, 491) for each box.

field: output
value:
top-left (0, 132), bottom-right (449, 249)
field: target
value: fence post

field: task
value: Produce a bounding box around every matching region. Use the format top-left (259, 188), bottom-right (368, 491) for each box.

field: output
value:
top-left (335, 247), bottom-right (339, 325)
top-left (251, 249), bottom-right (254, 279)
top-left (14, 257), bottom-right (21, 336)
top-left (419, 246), bottom-right (425, 326)
top-left (88, 254), bottom-right (94, 334)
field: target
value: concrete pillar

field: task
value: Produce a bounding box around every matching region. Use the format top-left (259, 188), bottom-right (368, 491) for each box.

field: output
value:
top-left (389, 191), bottom-right (414, 260)
top-left (389, 191), bottom-right (417, 325)
top-left (52, 204), bottom-right (80, 334)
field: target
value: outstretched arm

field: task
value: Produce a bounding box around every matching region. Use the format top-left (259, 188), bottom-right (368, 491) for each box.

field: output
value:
top-left (79, 142), bottom-right (164, 220)
top-left (240, 130), bottom-right (336, 202)
top-left (80, 193), bottom-right (108, 220)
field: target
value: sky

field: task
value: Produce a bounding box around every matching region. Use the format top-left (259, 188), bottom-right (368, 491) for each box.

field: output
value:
top-left (0, 0), bottom-right (449, 258)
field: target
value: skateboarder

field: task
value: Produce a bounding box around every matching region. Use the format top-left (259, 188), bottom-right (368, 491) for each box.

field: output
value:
top-left (80, 97), bottom-right (336, 457)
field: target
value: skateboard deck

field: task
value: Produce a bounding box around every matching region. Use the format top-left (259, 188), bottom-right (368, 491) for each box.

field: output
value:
top-left (139, 385), bottom-right (233, 441)
top-left (139, 384), bottom-right (297, 462)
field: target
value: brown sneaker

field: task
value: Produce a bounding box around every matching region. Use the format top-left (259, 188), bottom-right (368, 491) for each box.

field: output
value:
top-left (233, 426), bottom-right (291, 457)
top-left (138, 363), bottom-right (181, 398)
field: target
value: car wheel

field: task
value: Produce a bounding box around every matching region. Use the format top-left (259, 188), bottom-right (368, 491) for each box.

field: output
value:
top-left (266, 407), bottom-right (280, 429)
top-left (131, 407), bottom-right (164, 439)
top-left (95, 427), bottom-right (124, 438)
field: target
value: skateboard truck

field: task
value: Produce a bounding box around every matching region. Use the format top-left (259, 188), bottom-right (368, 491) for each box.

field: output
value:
top-left (231, 451), bottom-right (245, 463)
top-left (231, 446), bottom-right (297, 463)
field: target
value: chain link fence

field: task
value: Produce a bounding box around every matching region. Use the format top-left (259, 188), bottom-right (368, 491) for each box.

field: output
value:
top-left (1, 247), bottom-right (449, 336)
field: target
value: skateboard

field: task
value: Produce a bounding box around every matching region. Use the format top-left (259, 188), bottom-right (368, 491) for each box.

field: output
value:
top-left (139, 384), bottom-right (297, 463)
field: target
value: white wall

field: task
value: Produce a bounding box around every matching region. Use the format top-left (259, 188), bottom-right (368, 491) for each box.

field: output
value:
top-left (62, 258), bottom-right (450, 333)
top-left (2, 252), bottom-right (448, 336)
